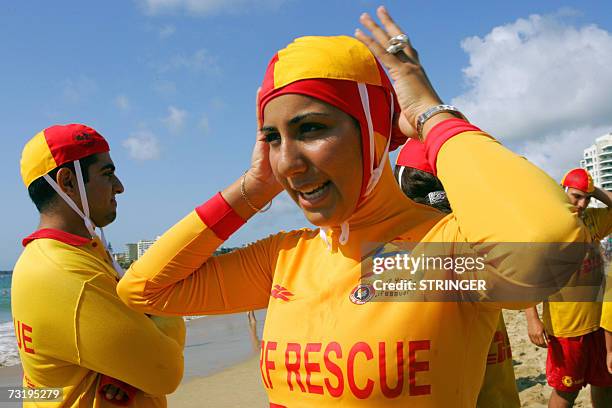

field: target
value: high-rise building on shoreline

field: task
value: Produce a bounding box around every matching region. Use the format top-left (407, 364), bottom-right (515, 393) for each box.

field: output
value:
top-left (581, 133), bottom-right (612, 207)
top-left (126, 243), bottom-right (138, 263)
top-left (137, 239), bottom-right (158, 259)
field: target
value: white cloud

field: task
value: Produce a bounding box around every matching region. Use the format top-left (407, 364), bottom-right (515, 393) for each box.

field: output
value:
top-left (139, 0), bottom-right (286, 16)
top-left (62, 76), bottom-right (97, 103)
top-left (163, 106), bottom-right (187, 133)
top-left (514, 125), bottom-right (612, 181)
top-left (158, 48), bottom-right (219, 73)
top-left (122, 130), bottom-right (161, 161)
top-left (159, 24), bottom-right (176, 38)
top-left (114, 95), bottom-right (130, 111)
top-left (452, 13), bottom-right (612, 142)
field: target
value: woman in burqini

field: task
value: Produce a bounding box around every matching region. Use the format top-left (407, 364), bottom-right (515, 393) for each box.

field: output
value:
top-left (118, 7), bottom-right (586, 407)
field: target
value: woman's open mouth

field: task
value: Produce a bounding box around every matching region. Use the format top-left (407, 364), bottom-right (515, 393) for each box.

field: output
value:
top-left (297, 181), bottom-right (332, 208)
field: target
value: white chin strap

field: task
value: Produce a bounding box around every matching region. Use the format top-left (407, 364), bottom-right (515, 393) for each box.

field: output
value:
top-left (43, 160), bottom-right (124, 277)
top-left (318, 84), bottom-right (393, 248)
top-left (397, 166), bottom-right (406, 187)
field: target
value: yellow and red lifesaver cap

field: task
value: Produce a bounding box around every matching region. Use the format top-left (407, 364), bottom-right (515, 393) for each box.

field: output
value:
top-left (258, 35), bottom-right (407, 200)
top-left (560, 168), bottom-right (594, 193)
top-left (395, 139), bottom-right (433, 174)
top-left (20, 124), bottom-right (109, 188)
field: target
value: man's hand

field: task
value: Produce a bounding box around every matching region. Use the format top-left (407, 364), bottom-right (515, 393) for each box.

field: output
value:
top-left (591, 187), bottom-right (612, 208)
top-left (527, 317), bottom-right (548, 348)
top-left (525, 306), bottom-right (548, 348)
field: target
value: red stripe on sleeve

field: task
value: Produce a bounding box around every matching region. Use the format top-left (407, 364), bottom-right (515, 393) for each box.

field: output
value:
top-left (195, 193), bottom-right (246, 241)
top-left (423, 118), bottom-right (484, 175)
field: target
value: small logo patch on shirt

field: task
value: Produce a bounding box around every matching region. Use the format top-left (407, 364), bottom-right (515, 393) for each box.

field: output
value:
top-left (350, 284), bottom-right (375, 305)
top-left (271, 284), bottom-right (294, 301)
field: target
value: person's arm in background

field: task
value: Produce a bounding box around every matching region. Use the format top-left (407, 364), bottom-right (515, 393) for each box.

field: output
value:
top-left (592, 187), bottom-right (612, 208)
top-left (584, 187), bottom-right (612, 242)
top-left (605, 330), bottom-right (612, 375)
top-left (524, 306), bottom-right (548, 348)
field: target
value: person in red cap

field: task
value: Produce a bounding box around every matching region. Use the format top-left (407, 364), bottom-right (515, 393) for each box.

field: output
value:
top-left (12, 124), bottom-right (185, 407)
top-left (525, 168), bottom-right (612, 407)
top-left (395, 139), bottom-right (520, 408)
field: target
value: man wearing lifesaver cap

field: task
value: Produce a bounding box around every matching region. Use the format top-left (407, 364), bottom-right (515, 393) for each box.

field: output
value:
top-left (525, 168), bottom-right (612, 407)
top-left (12, 124), bottom-right (185, 407)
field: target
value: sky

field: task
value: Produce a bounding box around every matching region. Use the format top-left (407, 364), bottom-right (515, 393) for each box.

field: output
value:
top-left (1, 0), bottom-right (612, 269)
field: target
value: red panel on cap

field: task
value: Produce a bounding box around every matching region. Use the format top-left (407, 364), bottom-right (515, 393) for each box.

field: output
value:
top-left (44, 124), bottom-right (110, 167)
top-left (561, 168), bottom-right (593, 193)
top-left (259, 78), bottom-right (406, 201)
top-left (396, 139), bottom-right (432, 174)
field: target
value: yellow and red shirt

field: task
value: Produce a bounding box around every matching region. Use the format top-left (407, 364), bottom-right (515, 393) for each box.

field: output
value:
top-left (11, 229), bottom-right (185, 407)
top-left (543, 207), bottom-right (612, 337)
top-left (118, 119), bottom-right (586, 407)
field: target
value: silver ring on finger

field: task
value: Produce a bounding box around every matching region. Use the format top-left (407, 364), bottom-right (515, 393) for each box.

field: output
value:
top-left (388, 33), bottom-right (409, 46)
top-left (386, 34), bottom-right (409, 54)
top-left (386, 43), bottom-right (405, 54)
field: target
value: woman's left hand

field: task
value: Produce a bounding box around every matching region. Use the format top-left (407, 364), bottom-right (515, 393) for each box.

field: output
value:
top-left (355, 6), bottom-right (443, 139)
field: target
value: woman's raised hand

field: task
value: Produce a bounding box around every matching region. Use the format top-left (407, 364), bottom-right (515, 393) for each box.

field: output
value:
top-left (246, 88), bottom-right (283, 203)
top-left (355, 6), bottom-right (443, 139)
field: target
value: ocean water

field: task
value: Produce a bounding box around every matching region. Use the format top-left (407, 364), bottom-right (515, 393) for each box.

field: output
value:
top-left (0, 273), bottom-right (19, 367)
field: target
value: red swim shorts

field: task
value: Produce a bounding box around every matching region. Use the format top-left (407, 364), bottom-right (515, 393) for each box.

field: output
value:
top-left (546, 329), bottom-right (612, 392)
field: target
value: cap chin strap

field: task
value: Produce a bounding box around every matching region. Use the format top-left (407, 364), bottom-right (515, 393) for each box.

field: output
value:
top-left (319, 83), bottom-right (392, 248)
top-left (43, 160), bottom-right (124, 277)
top-left (318, 223), bottom-right (350, 249)
top-left (397, 166), bottom-right (406, 188)
top-left (319, 228), bottom-right (331, 250)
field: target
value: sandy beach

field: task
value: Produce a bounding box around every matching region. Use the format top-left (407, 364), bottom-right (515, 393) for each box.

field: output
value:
top-left (0, 308), bottom-right (600, 407)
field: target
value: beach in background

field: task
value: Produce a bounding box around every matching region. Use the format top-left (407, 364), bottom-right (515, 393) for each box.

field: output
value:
top-left (0, 273), bottom-right (18, 369)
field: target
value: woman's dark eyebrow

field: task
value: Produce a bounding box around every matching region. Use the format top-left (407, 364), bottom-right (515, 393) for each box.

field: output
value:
top-left (289, 112), bottom-right (330, 124)
top-left (99, 163), bottom-right (116, 172)
top-left (260, 112), bottom-right (331, 132)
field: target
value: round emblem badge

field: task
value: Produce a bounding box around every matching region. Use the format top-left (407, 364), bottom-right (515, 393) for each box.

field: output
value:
top-left (562, 376), bottom-right (574, 387)
top-left (350, 284), bottom-right (375, 305)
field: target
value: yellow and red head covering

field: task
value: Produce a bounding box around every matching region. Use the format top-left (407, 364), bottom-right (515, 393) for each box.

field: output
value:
top-left (21, 124), bottom-right (109, 188)
top-left (258, 35), bottom-right (406, 200)
top-left (561, 168), bottom-right (594, 194)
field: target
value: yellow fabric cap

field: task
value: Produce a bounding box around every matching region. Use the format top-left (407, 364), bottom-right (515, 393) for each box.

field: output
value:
top-left (273, 36), bottom-right (382, 89)
top-left (20, 131), bottom-right (57, 188)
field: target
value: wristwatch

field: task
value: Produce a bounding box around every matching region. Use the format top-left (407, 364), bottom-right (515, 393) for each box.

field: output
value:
top-left (416, 105), bottom-right (467, 140)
